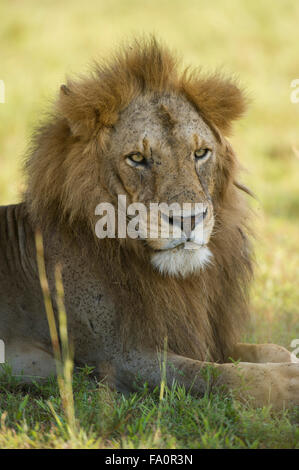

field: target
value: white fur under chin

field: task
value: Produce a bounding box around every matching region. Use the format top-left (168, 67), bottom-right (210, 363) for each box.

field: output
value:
top-left (151, 246), bottom-right (213, 278)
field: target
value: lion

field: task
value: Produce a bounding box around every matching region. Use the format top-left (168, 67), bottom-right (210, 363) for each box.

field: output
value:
top-left (0, 37), bottom-right (298, 409)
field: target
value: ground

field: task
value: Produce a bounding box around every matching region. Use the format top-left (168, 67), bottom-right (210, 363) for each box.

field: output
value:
top-left (0, 0), bottom-right (298, 449)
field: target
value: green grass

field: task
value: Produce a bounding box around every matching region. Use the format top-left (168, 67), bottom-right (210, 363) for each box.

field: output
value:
top-left (0, 0), bottom-right (299, 449)
top-left (1, 366), bottom-right (299, 449)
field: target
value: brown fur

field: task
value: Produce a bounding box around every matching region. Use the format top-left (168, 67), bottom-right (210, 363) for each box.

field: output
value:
top-left (24, 36), bottom-right (252, 363)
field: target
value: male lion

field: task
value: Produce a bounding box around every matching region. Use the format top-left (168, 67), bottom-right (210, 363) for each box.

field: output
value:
top-left (0, 38), bottom-right (298, 408)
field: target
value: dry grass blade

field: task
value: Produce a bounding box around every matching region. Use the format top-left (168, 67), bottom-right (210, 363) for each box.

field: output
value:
top-left (154, 336), bottom-right (168, 443)
top-left (55, 264), bottom-right (76, 435)
top-left (35, 231), bottom-right (77, 439)
top-left (35, 232), bottom-right (62, 369)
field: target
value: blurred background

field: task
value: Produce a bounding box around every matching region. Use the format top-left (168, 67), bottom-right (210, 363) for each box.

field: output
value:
top-left (0, 0), bottom-right (298, 346)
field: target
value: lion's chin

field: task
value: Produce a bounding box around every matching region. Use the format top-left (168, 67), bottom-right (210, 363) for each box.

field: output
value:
top-left (151, 245), bottom-right (213, 278)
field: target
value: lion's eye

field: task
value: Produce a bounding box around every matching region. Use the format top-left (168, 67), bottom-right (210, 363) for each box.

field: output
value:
top-left (194, 148), bottom-right (211, 160)
top-left (126, 152), bottom-right (146, 166)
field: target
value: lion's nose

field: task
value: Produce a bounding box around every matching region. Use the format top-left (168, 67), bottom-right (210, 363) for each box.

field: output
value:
top-left (169, 207), bottom-right (208, 234)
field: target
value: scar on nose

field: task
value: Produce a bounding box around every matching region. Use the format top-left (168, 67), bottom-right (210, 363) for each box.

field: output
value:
top-left (193, 134), bottom-right (199, 148)
top-left (157, 104), bottom-right (177, 131)
top-left (143, 136), bottom-right (150, 153)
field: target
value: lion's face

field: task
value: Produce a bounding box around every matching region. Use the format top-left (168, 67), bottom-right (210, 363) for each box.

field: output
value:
top-left (27, 39), bottom-right (246, 279)
top-left (102, 93), bottom-right (218, 277)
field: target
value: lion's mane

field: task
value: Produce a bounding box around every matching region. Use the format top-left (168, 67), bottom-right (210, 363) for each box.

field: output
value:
top-left (24, 37), bottom-right (253, 362)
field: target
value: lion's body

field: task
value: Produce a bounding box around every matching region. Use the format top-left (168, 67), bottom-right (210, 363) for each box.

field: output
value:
top-left (0, 200), bottom-right (247, 373)
top-left (0, 204), bottom-right (116, 374)
top-left (0, 38), bottom-right (298, 407)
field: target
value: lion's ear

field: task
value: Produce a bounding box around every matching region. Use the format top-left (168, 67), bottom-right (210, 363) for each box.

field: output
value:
top-left (57, 83), bottom-right (101, 137)
top-left (182, 74), bottom-right (248, 135)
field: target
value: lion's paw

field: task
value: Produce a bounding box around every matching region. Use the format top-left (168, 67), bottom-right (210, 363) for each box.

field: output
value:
top-left (221, 362), bottom-right (299, 409)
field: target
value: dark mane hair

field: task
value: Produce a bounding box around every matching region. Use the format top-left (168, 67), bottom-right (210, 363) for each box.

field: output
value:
top-left (24, 36), bottom-right (253, 362)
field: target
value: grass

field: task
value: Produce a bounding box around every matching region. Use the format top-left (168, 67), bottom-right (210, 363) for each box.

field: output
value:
top-left (1, 368), bottom-right (299, 449)
top-left (0, 0), bottom-right (299, 449)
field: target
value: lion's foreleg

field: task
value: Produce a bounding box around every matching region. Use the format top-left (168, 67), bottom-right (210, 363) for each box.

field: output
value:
top-left (108, 350), bottom-right (299, 408)
top-left (105, 352), bottom-right (215, 396)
